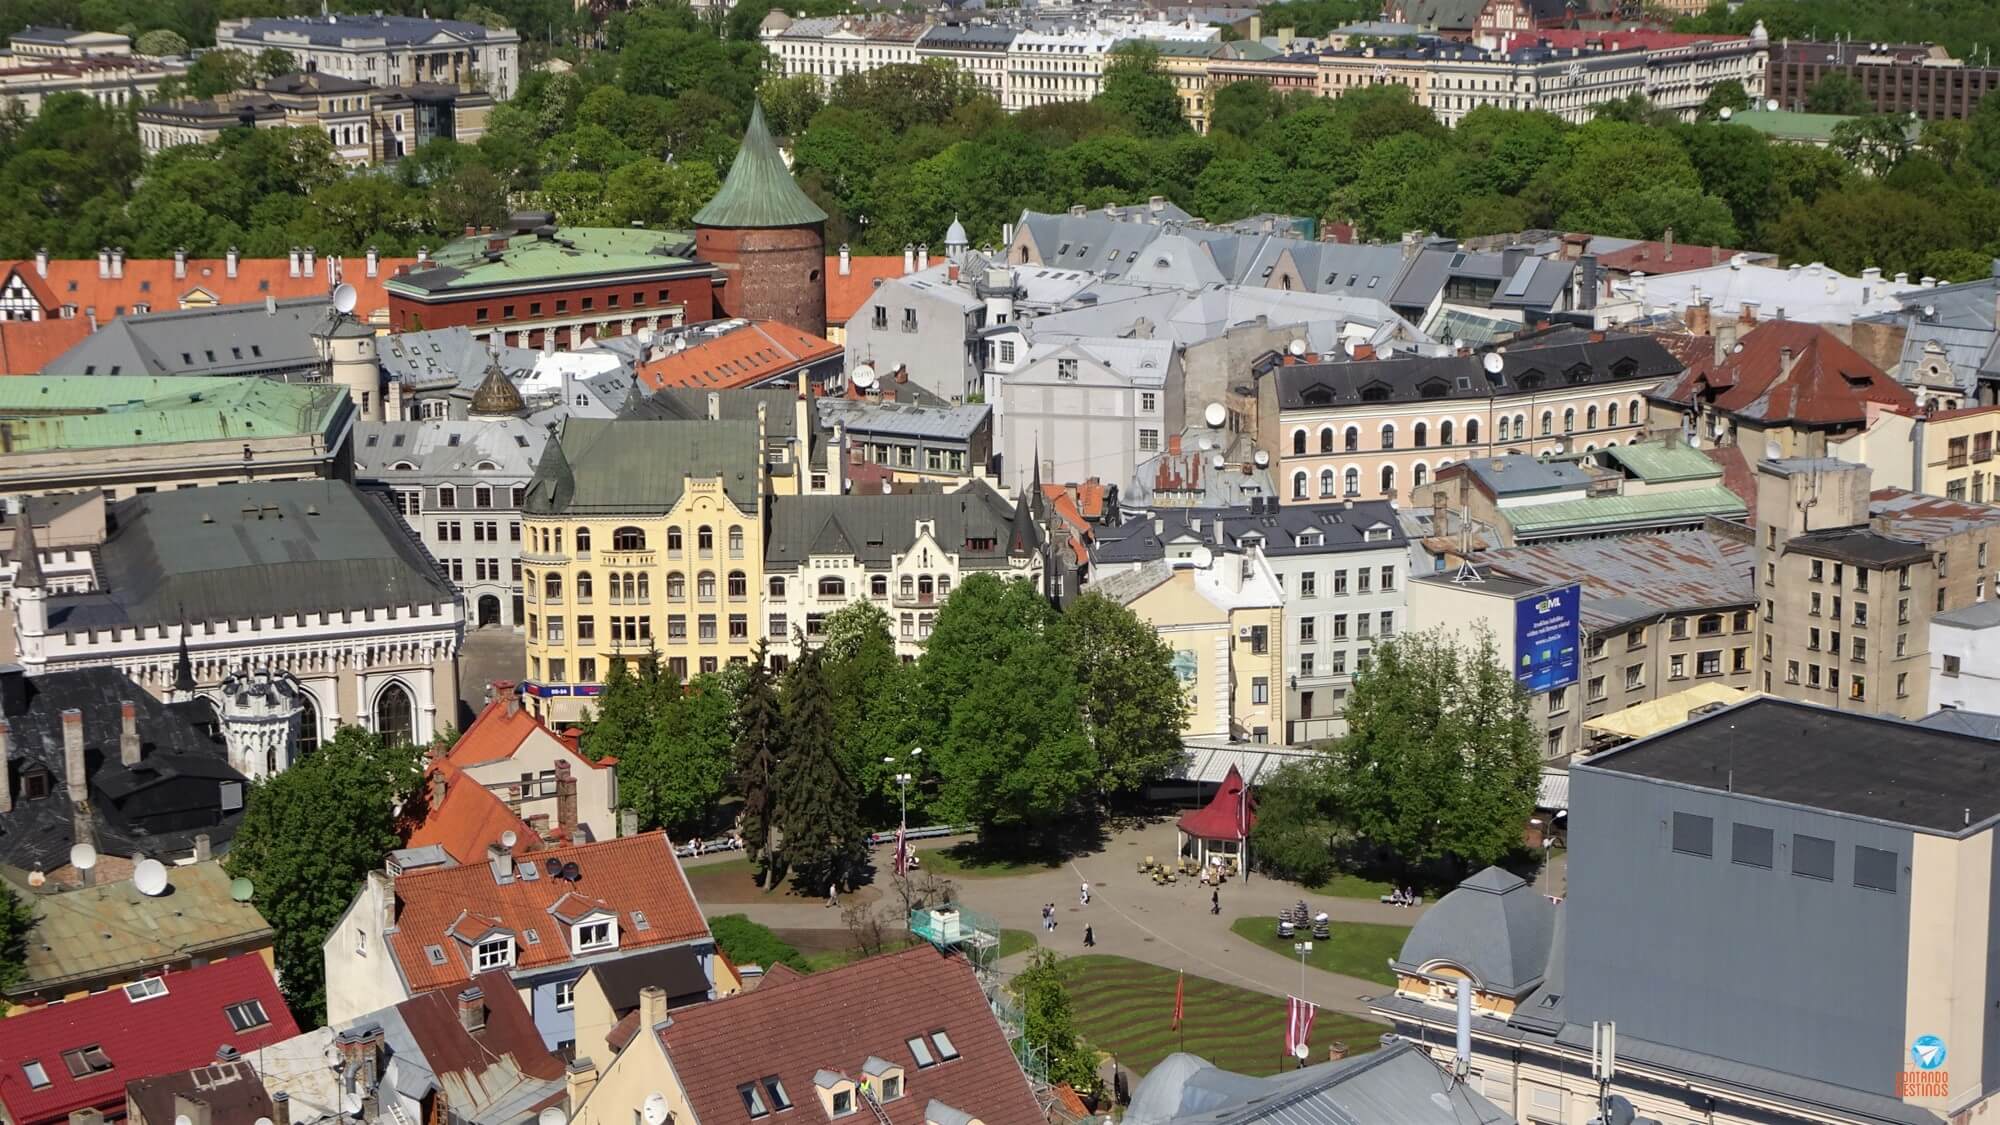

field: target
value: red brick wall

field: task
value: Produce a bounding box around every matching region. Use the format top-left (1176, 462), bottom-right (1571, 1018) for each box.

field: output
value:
top-left (697, 224), bottom-right (827, 338)
top-left (390, 273), bottom-right (718, 333)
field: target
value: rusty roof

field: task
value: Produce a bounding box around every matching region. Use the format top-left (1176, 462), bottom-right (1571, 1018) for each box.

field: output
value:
top-left (1870, 487), bottom-right (2000, 542)
top-left (1654, 321), bottom-right (1914, 428)
top-left (1477, 529), bottom-right (1754, 629)
top-left (5, 860), bottom-right (273, 995)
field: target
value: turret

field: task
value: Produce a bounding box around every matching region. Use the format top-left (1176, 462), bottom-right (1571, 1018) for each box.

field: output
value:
top-left (8, 499), bottom-right (46, 671)
top-left (314, 313), bottom-right (383, 421)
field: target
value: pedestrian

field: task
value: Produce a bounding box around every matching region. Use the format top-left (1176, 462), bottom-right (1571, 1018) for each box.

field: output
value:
top-left (826, 885), bottom-right (838, 909)
top-left (1211, 889), bottom-right (1220, 915)
top-left (1083, 925), bottom-right (1095, 948)
top-left (1080, 881), bottom-right (1090, 906)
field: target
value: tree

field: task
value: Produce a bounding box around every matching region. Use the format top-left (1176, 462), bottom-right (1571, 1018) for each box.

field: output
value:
top-left (1063, 593), bottom-right (1190, 793)
top-left (760, 73), bottom-right (826, 139)
top-left (1832, 114), bottom-right (1913, 178)
top-left (1329, 626), bottom-right (1539, 877)
top-left (1095, 43), bottom-right (1187, 139)
top-left (618, 669), bottom-right (737, 838)
top-left (1208, 79), bottom-right (1281, 139)
top-left (134, 28), bottom-right (186, 56)
top-left (775, 645), bottom-right (869, 894)
top-left (1014, 951), bottom-right (1096, 1091)
top-left (224, 727), bottom-right (423, 1025)
top-left (0, 882), bottom-right (35, 1000)
top-left (1805, 71), bottom-right (1872, 116)
top-left (732, 642), bottom-right (783, 884)
top-left (1696, 79), bottom-right (1750, 121)
top-left (1246, 757), bottom-right (1345, 886)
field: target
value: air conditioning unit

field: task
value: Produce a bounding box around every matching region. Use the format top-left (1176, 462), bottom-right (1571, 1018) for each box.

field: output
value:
top-left (1238, 627), bottom-right (1256, 640)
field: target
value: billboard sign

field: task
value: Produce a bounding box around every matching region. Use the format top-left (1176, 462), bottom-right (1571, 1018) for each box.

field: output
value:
top-left (1513, 583), bottom-right (1581, 694)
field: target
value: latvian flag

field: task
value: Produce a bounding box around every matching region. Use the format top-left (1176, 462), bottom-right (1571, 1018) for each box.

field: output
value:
top-left (894, 825), bottom-right (909, 876)
top-left (1285, 994), bottom-right (1317, 1058)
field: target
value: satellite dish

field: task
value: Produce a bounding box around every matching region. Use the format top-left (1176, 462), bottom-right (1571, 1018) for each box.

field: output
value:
top-left (1292, 1042), bottom-right (1310, 1061)
top-left (1718, 106), bottom-right (1732, 120)
top-left (1199, 437), bottom-right (1215, 452)
top-left (1210, 454), bottom-right (1226, 469)
top-left (539, 1109), bottom-right (569, 1125)
top-left (1343, 339), bottom-right (1361, 357)
top-left (27, 870), bottom-right (45, 887)
top-left (852, 363), bottom-right (877, 389)
top-left (177, 1115), bottom-right (195, 1125)
top-left (1767, 98), bottom-right (1779, 111)
top-left (255, 1118), bottom-right (274, 1125)
top-left (1203, 402), bottom-right (1227, 428)
top-left (560, 862), bottom-right (581, 882)
top-left (1482, 352), bottom-right (1505, 375)
top-left (1287, 338), bottom-right (1307, 357)
top-left (1605, 1095), bottom-right (1636, 1125)
top-left (1189, 545), bottom-right (1213, 568)
top-left (500, 830), bottom-right (518, 849)
top-left (134, 858), bottom-right (169, 897)
top-left (230, 877), bottom-right (255, 902)
top-left (69, 843), bottom-right (97, 871)
top-left (331, 283), bottom-right (358, 315)
top-left (643, 1093), bottom-right (671, 1125)
top-left (1253, 449), bottom-right (1270, 467)
top-left (1924, 304), bottom-right (1938, 319)
top-left (1764, 439), bottom-right (1782, 462)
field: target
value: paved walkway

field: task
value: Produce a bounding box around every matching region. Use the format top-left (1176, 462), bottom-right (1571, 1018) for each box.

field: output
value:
top-left (691, 819), bottom-right (1434, 1018)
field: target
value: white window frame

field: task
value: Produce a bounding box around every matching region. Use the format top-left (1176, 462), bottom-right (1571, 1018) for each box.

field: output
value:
top-left (555, 979), bottom-right (577, 1010)
top-left (573, 918), bottom-right (617, 953)
top-left (475, 936), bottom-right (515, 970)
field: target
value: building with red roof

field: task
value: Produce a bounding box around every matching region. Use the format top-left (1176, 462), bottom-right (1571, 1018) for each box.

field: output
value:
top-left (1176, 764), bottom-right (1256, 870)
top-left (403, 760), bottom-right (544, 867)
top-left (0, 954), bottom-right (298, 1125)
top-left (824, 254), bottom-right (909, 344)
top-left (436, 686), bottom-right (617, 845)
top-left (636, 320), bottom-right (841, 392)
top-left (1648, 320), bottom-right (1915, 457)
top-left (568, 944), bottom-right (1044, 1125)
top-left (324, 831), bottom-right (718, 1053)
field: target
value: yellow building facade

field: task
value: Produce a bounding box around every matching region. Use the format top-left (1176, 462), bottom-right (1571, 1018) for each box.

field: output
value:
top-left (520, 418), bottom-right (766, 724)
top-left (1096, 554), bottom-right (1287, 743)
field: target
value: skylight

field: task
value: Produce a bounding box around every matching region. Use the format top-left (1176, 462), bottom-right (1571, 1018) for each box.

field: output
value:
top-left (123, 977), bottom-right (168, 1002)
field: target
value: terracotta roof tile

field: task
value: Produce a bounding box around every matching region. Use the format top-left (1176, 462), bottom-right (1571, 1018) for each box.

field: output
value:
top-left (0, 955), bottom-right (298, 1124)
top-left (404, 761), bottom-right (543, 866)
top-left (396, 969), bottom-right (567, 1087)
top-left (826, 256), bottom-right (908, 327)
top-left (0, 255), bottom-right (408, 320)
top-left (0, 318), bottom-right (91, 376)
top-left (637, 320), bottom-right (840, 391)
top-left (657, 946), bottom-right (1043, 1125)
top-left (1654, 321), bottom-right (1913, 427)
top-left (387, 832), bottom-right (709, 997)
top-left (447, 693), bottom-right (607, 770)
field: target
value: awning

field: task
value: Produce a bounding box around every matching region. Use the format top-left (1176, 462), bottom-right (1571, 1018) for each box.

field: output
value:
top-left (1582, 684), bottom-right (1753, 744)
top-left (1177, 765), bottom-right (1256, 841)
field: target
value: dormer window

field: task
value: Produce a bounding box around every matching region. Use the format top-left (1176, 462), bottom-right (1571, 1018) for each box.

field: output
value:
top-left (475, 936), bottom-right (514, 970)
top-left (574, 918), bottom-right (617, 953)
top-left (815, 1071), bottom-right (859, 1118)
top-left (862, 1057), bottom-right (905, 1103)
top-left (833, 1091), bottom-right (855, 1117)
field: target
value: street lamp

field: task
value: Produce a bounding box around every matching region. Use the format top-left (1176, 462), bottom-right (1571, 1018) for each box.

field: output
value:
top-left (885, 747), bottom-right (923, 871)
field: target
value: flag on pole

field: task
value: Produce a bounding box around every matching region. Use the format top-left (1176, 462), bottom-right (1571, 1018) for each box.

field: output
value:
top-left (894, 825), bottom-right (909, 876)
top-left (1285, 995), bottom-right (1317, 1058)
top-left (1171, 970), bottom-right (1185, 1031)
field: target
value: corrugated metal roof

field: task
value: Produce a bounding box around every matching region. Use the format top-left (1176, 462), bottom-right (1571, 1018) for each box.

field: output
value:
top-left (1502, 484), bottom-right (1745, 536)
top-left (1599, 440), bottom-right (1722, 483)
top-left (1479, 528), bottom-right (1752, 628)
top-left (7, 860), bottom-right (271, 993)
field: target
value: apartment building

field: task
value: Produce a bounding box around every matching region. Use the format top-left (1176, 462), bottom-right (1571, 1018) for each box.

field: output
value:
top-left (0, 51), bottom-right (171, 115)
top-left (1755, 459), bottom-right (2000, 719)
top-left (1649, 320), bottom-right (1917, 457)
top-left (1770, 38), bottom-right (2000, 121)
top-left (139, 73), bottom-right (490, 164)
top-left (1324, 42), bottom-right (1649, 126)
top-left (215, 13), bottom-right (521, 99)
top-left (914, 23), bottom-right (1018, 98)
top-left (762, 15), bottom-right (926, 90)
top-left (519, 418), bottom-right (765, 723)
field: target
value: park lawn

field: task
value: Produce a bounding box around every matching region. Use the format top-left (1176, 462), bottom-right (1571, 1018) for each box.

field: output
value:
top-left (1060, 955), bottom-right (1384, 1078)
top-left (1311, 872), bottom-right (1396, 900)
top-left (998, 928), bottom-right (1038, 959)
top-left (919, 842), bottom-right (1067, 878)
top-left (1226, 917), bottom-right (1408, 988)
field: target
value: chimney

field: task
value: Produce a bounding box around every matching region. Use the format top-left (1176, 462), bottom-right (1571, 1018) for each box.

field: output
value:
top-left (288, 247), bottom-right (301, 278)
top-left (917, 243), bottom-right (930, 271)
top-left (272, 1093), bottom-right (290, 1125)
top-left (302, 246), bottom-right (316, 277)
top-left (170, 247), bottom-right (186, 279)
top-left (503, 680), bottom-right (520, 717)
top-left (1662, 225), bottom-right (1675, 262)
top-left (620, 808), bottom-right (638, 837)
top-left (0, 720), bottom-right (11, 815)
top-left (567, 1059), bottom-right (600, 1110)
top-left (62, 709), bottom-right (85, 803)
top-left (0, 664), bottom-right (25, 717)
top-left (194, 833), bottom-right (212, 861)
top-left (417, 246), bottom-right (430, 265)
top-left (367, 246), bottom-right (379, 277)
top-left (71, 1112), bottom-right (106, 1125)
top-left (488, 841), bottom-right (512, 882)
top-left (839, 243), bottom-right (851, 276)
top-left (1686, 300), bottom-right (1711, 337)
top-left (266, 295), bottom-right (276, 316)
top-left (34, 248), bottom-right (47, 278)
top-left (119, 701), bottom-right (139, 767)
top-left (1739, 301), bottom-right (1758, 325)
top-left (337, 1027), bottom-right (383, 1120)
top-left (555, 759), bottom-right (577, 836)
top-left (1167, 434), bottom-right (1182, 455)
top-left (1003, 222), bottom-right (1015, 246)
top-left (172, 1095), bottom-right (213, 1125)
top-left (97, 248), bottom-right (110, 279)
top-left (458, 986), bottom-right (487, 1033)
top-left (225, 247), bottom-right (239, 279)
top-left (85, 309), bottom-right (97, 333)
top-left (903, 244), bottom-right (916, 274)
top-left (465, 224), bottom-right (477, 238)
top-left (638, 985), bottom-right (669, 1028)
top-left (707, 391), bottom-right (721, 420)
top-left (111, 248), bottom-right (123, 279)
top-left (1780, 346), bottom-right (1796, 375)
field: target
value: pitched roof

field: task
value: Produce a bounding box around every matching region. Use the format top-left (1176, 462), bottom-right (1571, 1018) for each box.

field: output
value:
top-left (125, 1058), bottom-right (275, 1125)
top-left (522, 418), bottom-right (762, 518)
top-left (637, 320), bottom-right (839, 391)
top-left (1273, 334), bottom-right (1678, 410)
top-left (1125, 1041), bottom-right (1509, 1125)
top-left (0, 955), bottom-right (298, 1124)
top-left (6, 859), bottom-right (273, 997)
top-left (379, 969), bottom-right (568, 1117)
top-left (655, 945), bottom-right (1044, 1125)
top-left (0, 255), bottom-right (407, 331)
top-left (765, 483), bottom-right (1031, 570)
top-left (403, 762), bottom-right (542, 867)
top-left (446, 693), bottom-right (604, 771)
top-left (1653, 321), bottom-right (1914, 428)
top-left (0, 318), bottom-right (92, 376)
top-left (385, 831), bottom-right (709, 996)
top-left (0, 376), bottom-right (349, 452)
top-left (826, 256), bottom-right (907, 327)
top-left (1591, 239), bottom-right (1756, 277)
top-left (1393, 866), bottom-right (1555, 999)
top-left (693, 103), bottom-right (828, 229)
top-left (387, 228), bottom-right (710, 298)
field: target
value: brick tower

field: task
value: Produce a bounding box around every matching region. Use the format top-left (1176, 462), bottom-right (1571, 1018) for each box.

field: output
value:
top-left (693, 102), bottom-right (828, 337)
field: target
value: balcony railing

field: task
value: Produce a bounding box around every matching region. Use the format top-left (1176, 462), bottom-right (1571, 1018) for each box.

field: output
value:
top-left (1286, 717), bottom-right (1343, 745)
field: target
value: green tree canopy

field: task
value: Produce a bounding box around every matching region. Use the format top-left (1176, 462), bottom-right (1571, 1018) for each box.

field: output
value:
top-left (0, 882), bottom-right (35, 1001)
top-left (1063, 592), bottom-right (1191, 793)
top-left (775, 645), bottom-right (868, 894)
top-left (1014, 951), bottom-right (1097, 1091)
top-left (733, 641), bottom-right (783, 881)
top-left (1805, 71), bottom-right (1872, 115)
top-left (1095, 43), bottom-right (1187, 139)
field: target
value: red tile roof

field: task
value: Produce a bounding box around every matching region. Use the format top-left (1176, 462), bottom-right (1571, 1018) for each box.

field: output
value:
top-left (656, 945), bottom-right (1044, 1125)
top-left (405, 761), bottom-right (543, 866)
top-left (0, 317), bottom-right (91, 376)
top-left (446, 692), bottom-right (609, 770)
top-left (637, 321), bottom-right (839, 391)
top-left (1592, 241), bottom-right (1751, 277)
top-left (826, 256), bottom-right (908, 327)
top-left (1654, 321), bottom-right (1914, 427)
top-left (386, 831), bottom-right (709, 996)
top-left (395, 969), bottom-right (567, 1102)
top-left (0, 955), bottom-right (298, 1125)
top-left (1040, 483), bottom-right (1100, 564)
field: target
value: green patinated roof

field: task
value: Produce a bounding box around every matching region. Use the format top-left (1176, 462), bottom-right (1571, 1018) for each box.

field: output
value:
top-left (523, 418), bottom-right (763, 516)
top-left (693, 103), bottom-right (828, 230)
top-left (4, 860), bottom-right (272, 993)
top-left (1724, 109), bottom-right (1898, 144)
top-left (0, 376), bottom-right (350, 452)
top-left (1602, 441), bottom-right (1723, 484)
top-left (386, 227), bottom-right (708, 297)
top-left (1507, 484), bottom-right (1746, 536)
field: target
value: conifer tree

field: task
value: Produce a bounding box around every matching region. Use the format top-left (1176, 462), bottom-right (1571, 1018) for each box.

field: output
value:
top-left (775, 644), bottom-right (867, 896)
top-left (732, 641), bottom-right (783, 884)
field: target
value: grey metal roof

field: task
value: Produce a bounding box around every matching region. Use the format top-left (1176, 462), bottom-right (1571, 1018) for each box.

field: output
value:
top-left (627, 387), bottom-right (806, 442)
top-left (223, 13), bottom-right (506, 46)
top-left (917, 23), bottom-right (1018, 47)
top-left (45, 480), bottom-right (456, 630)
top-left (354, 416), bottom-right (548, 482)
top-left (1915, 708), bottom-right (2000, 740)
top-left (1934, 599), bottom-right (2000, 629)
top-left (816, 396), bottom-right (990, 442)
top-left (44, 297), bottom-right (336, 377)
top-left (763, 483), bottom-right (1027, 569)
top-left (522, 418), bottom-right (762, 517)
top-left (1448, 530), bottom-right (1753, 631)
top-left (1130, 1042), bottom-right (1509, 1125)
top-left (1273, 334), bottom-right (1678, 410)
top-left (379, 326), bottom-right (539, 389)
top-left (1393, 867), bottom-right (1555, 998)
top-left (1456, 455), bottom-right (1594, 497)
top-left (1092, 500), bottom-right (1405, 565)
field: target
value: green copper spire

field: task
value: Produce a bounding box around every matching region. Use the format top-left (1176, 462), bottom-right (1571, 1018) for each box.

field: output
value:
top-left (693, 102), bottom-right (828, 229)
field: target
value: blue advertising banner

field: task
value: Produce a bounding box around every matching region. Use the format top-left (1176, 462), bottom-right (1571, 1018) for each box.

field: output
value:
top-left (1513, 583), bottom-right (1581, 694)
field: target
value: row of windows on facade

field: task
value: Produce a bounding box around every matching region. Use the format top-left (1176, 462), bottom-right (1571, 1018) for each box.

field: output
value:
top-left (854, 442), bottom-right (971, 472)
top-left (1671, 811), bottom-right (1899, 892)
top-left (1287, 399), bottom-right (1645, 457)
top-left (1296, 608), bottom-right (1398, 645)
top-left (1586, 612), bottom-right (1755, 657)
top-left (432, 519), bottom-right (518, 543)
top-left (527, 570), bottom-right (957, 606)
top-left (1569, 647), bottom-right (1752, 709)
top-left (529, 525), bottom-right (746, 556)
top-left (534, 652), bottom-right (739, 683)
top-left (1284, 565), bottom-right (1399, 599)
top-left (1780, 661), bottom-right (1909, 702)
top-left (473, 287), bottom-right (686, 324)
top-left (389, 484), bottom-right (527, 513)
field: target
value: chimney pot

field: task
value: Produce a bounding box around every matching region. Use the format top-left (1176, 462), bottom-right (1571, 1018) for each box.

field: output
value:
top-left (225, 247), bottom-right (239, 279)
top-left (272, 1093), bottom-right (290, 1125)
top-left (119, 701), bottom-right (140, 767)
top-left (638, 985), bottom-right (670, 1028)
top-left (194, 833), bottom-right (212, 862)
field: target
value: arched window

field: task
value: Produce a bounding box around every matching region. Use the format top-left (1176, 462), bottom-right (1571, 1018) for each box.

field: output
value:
top-left (612, 526), bottom-right (645, 551)
top-left (1380, 464), bottom-right (1396, 495)
top-left (1608, 402), bottom-right (1620, 427)
top-left (1344, 467), bottom-right (1360, 496)
top-left (575, 528), bottom-right (591, 554)
top-left (1292, 471), bottom-right (1308, 500)
top-left (667, 572), bottom-right (686, 600)
top-left (1629, 398), bottom-right (1643, 425)
top-left (1563, 408), bottom-right (1575, 434)
top-left (1344, 427), bottom-right (1359, 452)
top-left (297, 693), bottom-right (321, 757)
top-left (1319, 468), bottom-right (1335, 498)
top-left (576, 571), bottom-right (593, 602)
top-left (1540, 410), bottom-right (1553, 437)
top-left (1414, 422), bottom-right (1428, 448)
top-left (871, 575), bottom-right (888, 597)
top-left (1466, 418), bottom-right (1479, 445)
top-left (1587, 405), bottom-right (1598, 431)
top-left (543, 573), bottom-right (561, 601)
top-left (1414, 463), bottom-right (1429, 489)
top-left (728, 571), bottom-right (747, 598)
top-left (1439, 419), bottom-right (1454, 446)
top-left (1319, 427), bottom-right (1335, 454)
top-left (1293, 429), bottom-right (1307, 455)
top-left (1512, 414), bottom-right (1525, 440)
top-left (374, 682), bottom-right (415, 748)
top-left (697, 571), bottom-right (717, 600)
top-left (818, 576), bottom-right (846, 597)
top-left (768, 576), bottom-right (787, 598)
top-left (919, 575), bottom-right (936, 600)
top-left (637, 573), bottom-right (651, 602)
top-left (667, 527), bottom-right (683, 554)
top-left (728, 526), bottom-right (744, 556)
top-left (697, 526), bottom-right (714, 553)
top-left (1379, 424), bottom-right (1395, 450)
top-left (901, 574), bottom-right (915, 598)
top-left (939, 575), bottom-right (951, 598)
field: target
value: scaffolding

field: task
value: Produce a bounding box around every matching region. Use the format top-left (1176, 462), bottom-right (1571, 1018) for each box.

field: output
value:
top-left (910, 903), bottom-right (1056, 1101)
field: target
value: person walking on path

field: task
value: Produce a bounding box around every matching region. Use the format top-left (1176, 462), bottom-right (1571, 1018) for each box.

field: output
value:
top-left (1080, 881), bottom-right (1090, 906)
top-left (1211, 889), bottom-right (1220, 915)
top-left (1083, 925), bottom-right (1095, 948)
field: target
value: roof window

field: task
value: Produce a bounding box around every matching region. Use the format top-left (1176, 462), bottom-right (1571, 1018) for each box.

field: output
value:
top-left (225, 999), bottom-right (270, 1032)
top-left (123, 977), bottom-right (168, 1002)
top-left (425, 945), bottom-right (447, 964)
top-left (60, 1046), bottom-right (112, 1078)
top-left (21, 1061), bottom-right (48, 1089)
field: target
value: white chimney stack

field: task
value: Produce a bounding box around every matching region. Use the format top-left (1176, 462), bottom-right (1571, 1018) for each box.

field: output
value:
top-left (173, 247), bottom-right (187, 279)
top-left (97, 247), bottom-right (110, 279)
top-left (917, 243), bottom-right (929, 272)
top-left (34, 248), bottom-right (48, 278)
top-left (226, 247), bottom-right (239, 279)
top-left (903, 243), bottom-right (915, 274)
top-left (288, 247), bottom-right (301, 278)
top-left (111, 247), bottom-right (123, 279)
top-left (366, 246), bottom-right (379, 277)
top-left (839, 244), bottom-right (851, 276)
